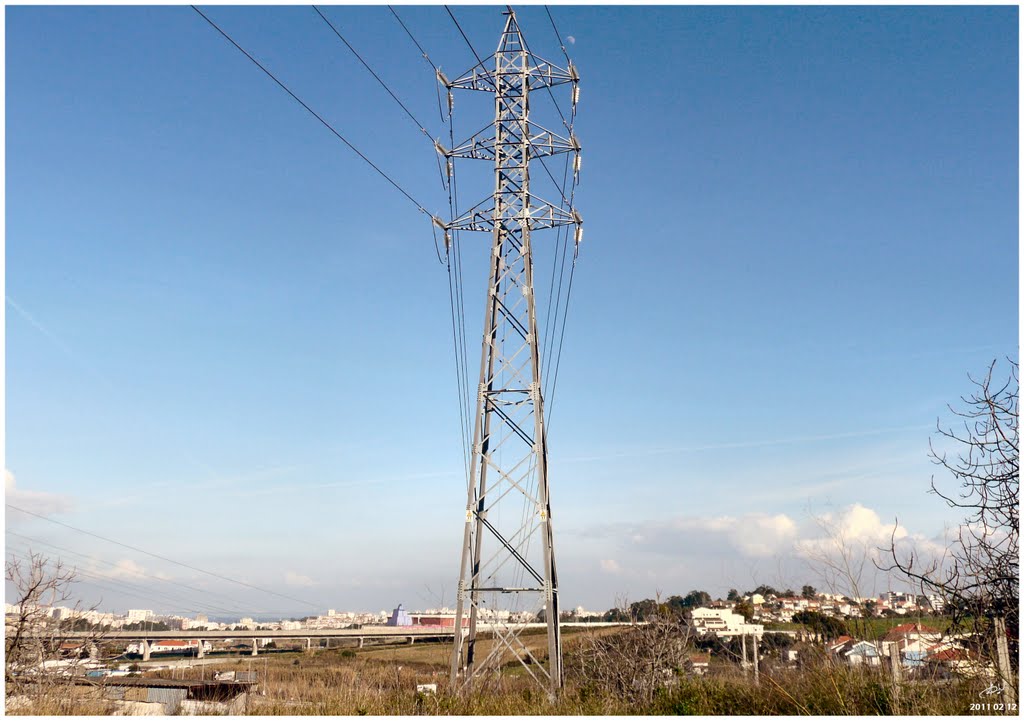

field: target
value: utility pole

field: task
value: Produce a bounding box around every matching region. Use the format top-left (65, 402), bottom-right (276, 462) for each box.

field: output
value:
top-left (741, 632), bottom-right (748, 677)
top-left (441, 8), bottom-right (581, 697)
top-left (752, 633), bottom-right (760, 686)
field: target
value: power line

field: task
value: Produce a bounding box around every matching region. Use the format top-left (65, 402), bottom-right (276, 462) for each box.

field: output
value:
top-left (444, 6), bottom-right (486, 70)
top-left (6, 503), bottom-right (321, 610)
top-left (6, 530), bottom-right (262, 617)
top-left (191, 4), bottom-right (433, 219)
top-left (543, 160), bottom-right (581, 430)
top-left (388, 5), bottom-right (440, 73)
top-left (544, 6), bottom-right (573, 66)
top-left (540, 152), bottom-right (574, 367)
top-left (5, 543), bottom-right (243, 618)
top-left (517, 17), bottom-right (572, 131)
top-left (312, 5), bottom-right (449, 195)
top-left (543, 252), bottom-right (578, 432)
top-left (387, 6), bottom-right (449, 125)
top-left (313, 6), bottom-right (434, 141)
top-left (441, 43), bottom-right (473, 491)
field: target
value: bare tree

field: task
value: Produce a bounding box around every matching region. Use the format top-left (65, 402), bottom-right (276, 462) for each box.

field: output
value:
top-left (884, 359), bottom-right (1018, 667)
top-left (564, 596), bottom-right (694, 706)
top-left (801, 509), bottom-right (877, 603)
top-left (5, 550), bottom-right (106, 711)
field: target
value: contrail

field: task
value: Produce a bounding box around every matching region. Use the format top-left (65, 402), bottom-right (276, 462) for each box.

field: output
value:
top-left (559, 424), bottom-right (935, 464)
top-left (6, 296), bottom-right (80, 361)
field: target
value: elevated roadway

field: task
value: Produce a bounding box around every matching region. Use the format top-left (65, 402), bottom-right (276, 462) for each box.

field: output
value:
top-left (32, 622), bottom-right (627, 660)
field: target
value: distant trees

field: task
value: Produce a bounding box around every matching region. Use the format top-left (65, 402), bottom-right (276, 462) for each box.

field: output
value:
top-left (760, 631), bottom-right (795, 653)
top-left (666, 590), bottom-right (711, 614)
top-left (801, 585), bottom-right (817, 599)
top-left (122, 621), bottom-right (171, 632)
top-left (726, 589), bottom-right (740, 601)
top-left (791, 610), bottom-right (848, 640)
top-left (627, 599), bottom-right (659, 621)
top-left (733, 600), bottom-right (754, 622)
top-left (602, 607), bottom-right (631, 623)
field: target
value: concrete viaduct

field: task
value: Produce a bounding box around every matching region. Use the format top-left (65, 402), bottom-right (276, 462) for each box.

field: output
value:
top-left (53, 622), bottom-right (626, 661)
top-left (64, 627), bottom-right (455, 661)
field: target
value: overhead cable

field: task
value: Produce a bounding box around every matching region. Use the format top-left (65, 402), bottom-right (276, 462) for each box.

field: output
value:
top-left (313, 6), bottom-right (434, 141)
top-left (544, 6), bottom-right (573, 66)
top-left (191, 5), bottom-right (433, 219)
top-left (6, 530), bottom-right (259, 616)
top-left (312, 5), bottom-right (449, 195)
top-left (444, 6), bottom-right (486, 69)
top-left (389, 5), bottom-right (441, 72)
top-left (7, 503), bottom-right (321, 610)
top-left (6, 543), bottom-right (244, 617)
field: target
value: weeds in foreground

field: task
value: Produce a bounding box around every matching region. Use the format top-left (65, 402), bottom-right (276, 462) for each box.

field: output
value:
top-left (4, 629), bottom-right (1004, 715)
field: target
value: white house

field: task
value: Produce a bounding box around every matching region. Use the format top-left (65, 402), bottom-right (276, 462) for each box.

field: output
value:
top-left (844, 641), bottom-right (881, 666)
top-left (691, 607), bottom-right (763, 638)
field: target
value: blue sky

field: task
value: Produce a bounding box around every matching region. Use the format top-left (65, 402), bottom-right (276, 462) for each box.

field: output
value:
top-left (5, 5), bottom-right (1018, 616)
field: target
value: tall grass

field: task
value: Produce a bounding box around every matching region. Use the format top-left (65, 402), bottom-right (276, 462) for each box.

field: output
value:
top-left (6, 628), bottom-right (1000, 715)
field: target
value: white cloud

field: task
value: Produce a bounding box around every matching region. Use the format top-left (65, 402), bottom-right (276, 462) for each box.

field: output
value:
top-left (576, 502), bottom-right (955, 598)
top-left (285, 571), bottom-right (317, 588)
top-left (5, 469), bottom-right (73, 517)
top-left (599, 559), bottom-right (622, 574)
top-left (795, 503), bottom-right (904, 556)
top-left (92, 559), bottom-right (170, 582)
top-left (734, 514), bottom-right (799, 557)
top-left (592, 512), bottom-right (799, 560)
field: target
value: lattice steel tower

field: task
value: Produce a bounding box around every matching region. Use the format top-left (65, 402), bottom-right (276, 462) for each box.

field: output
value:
top-left (439, 8), bottom-right (581, 695)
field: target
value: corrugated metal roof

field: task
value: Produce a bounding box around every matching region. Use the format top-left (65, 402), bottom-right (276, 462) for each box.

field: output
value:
top-left (73, 677), bottom-right (255, 690)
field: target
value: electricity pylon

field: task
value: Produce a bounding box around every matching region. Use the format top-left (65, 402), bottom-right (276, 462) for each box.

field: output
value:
top-left (438, 8), bottom-right (581, 696)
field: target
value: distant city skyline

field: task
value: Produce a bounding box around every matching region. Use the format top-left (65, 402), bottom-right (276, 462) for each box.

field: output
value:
top-left (5, 5), bottom-right (1018, 615)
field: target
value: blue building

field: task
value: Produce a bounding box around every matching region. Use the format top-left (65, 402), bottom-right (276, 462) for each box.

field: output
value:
top-left (386, 604), bottom-right (412, 627)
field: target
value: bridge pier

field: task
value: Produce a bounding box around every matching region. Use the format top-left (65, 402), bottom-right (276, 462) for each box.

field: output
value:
top-left (357, 637), bottom-right (364, 649)
top-left (252, 639), bottom-right (259, 656)
top-left (141, 640), bottom-right (151, 662)
top-left (196, 641), bottom-right (205, 659)
top-left (305, 638), bottom-right (312, 652)
top-left (408, 636), bottom-right (415, 645)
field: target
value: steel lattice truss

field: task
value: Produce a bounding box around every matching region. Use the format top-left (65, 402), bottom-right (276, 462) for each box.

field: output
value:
top-left (441, 10), bottom-right (581, 696)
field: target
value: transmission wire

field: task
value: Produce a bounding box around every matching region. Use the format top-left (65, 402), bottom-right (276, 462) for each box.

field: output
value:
top-left (312, 5), bottom-right (449, 193)
top-left (6, 530), bottom-right (261, 617)
top-left (444, 6), bottom-right (486, 70)
top-left (388, 5), bottom-right (441, 72)
top-left (5, 546), bottom-right (229, 617)
top-left (387, 6), bottom-right (448, 124)
top-left (544, 6), bottom-right (573, 66)
top-left (7, 503), bottom-right (322, 610)
top-left (6, 544), bottom-right (246, 618)
top-left (191, 5), bottom-right (433, 219)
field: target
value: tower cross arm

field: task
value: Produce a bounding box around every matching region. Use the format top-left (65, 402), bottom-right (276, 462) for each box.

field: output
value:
top-left (446, 195), bottom-right (581, 234)
top-left (445, 54), bottom-right (577, 93)
top-left (442, 122), bottom-right (580, 162)
top-left (524, 54), bottom-right (577, 90)
top-left (446, 58), bottom-right (498, 93)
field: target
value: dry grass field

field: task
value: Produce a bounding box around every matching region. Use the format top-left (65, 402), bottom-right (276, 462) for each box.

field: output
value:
top-left (5, 626), bottom-right (1003, 715)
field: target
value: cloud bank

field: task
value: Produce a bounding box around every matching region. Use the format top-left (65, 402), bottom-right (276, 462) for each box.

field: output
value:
top-left (5, 469), bottom-right (73, 517)
top-left (575, 502), bottom-right (953, 599)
